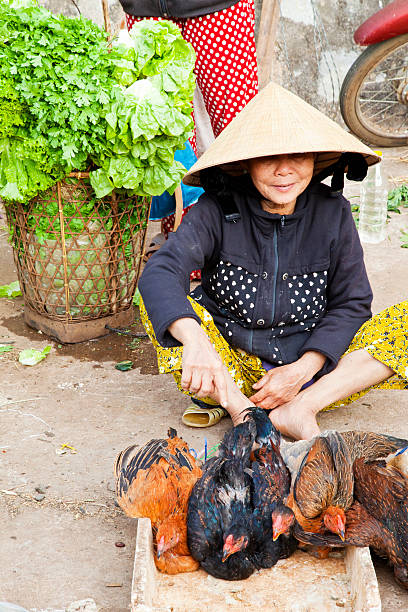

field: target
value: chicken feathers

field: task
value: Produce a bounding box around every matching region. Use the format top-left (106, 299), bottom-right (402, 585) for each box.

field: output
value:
top-left (294, 457), bottom-right (408, 590)
top-left (187, 407), bottom-right (296, 580)
top-left (114, 428), bottom-right (202, 574)
top-left (187, 416), bottom-right (257, 580)
top-left (386, 445), bottom-right (408, 478)
top-left (285, 430), bottom-right (408, 541)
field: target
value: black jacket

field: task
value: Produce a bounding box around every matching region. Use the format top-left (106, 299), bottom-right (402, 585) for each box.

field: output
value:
top-left (119, 0), bottom-right (240, 18)
top-left (139, 181), bottom-right (373, 377)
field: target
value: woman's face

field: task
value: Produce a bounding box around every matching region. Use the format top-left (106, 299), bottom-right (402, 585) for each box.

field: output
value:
top-left (246, 153), bottom-right (315, 214)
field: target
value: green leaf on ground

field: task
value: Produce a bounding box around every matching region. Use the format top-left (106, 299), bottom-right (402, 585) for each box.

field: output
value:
top-left (0, 345), bottom-right (13, 353)
top-left (18, 345), bottom-right (51, 366)
top-left (115, 360), bottom-right (133, 371)
top-left (388, 184), bottom-right (408, 212)
top-left (0, 281), bottom-right (21, 298)
top-left (400, 230), bottom-right (408, 249)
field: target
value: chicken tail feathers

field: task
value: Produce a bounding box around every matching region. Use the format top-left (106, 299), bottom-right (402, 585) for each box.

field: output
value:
top-left (174, 446), bottom-right (195, 470)
top-left (245, 406), bottom-right (280, 447)
top-left (114, 432), bottom-right (199, 498)
top-left (168, 427), bottom-right (177, 439)
top-left (219, 419), bottom-right (256, 464)
top-left (341, 431), bottom-right (408, 462)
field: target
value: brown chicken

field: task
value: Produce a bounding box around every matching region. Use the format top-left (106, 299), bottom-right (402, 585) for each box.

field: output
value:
top-left (285, 433), bottom-right (352, 546)
top-left (283, 430), bottom-right (408, 549)
top-left (114, 428), bottom-right (202, 574)
top-left (294, 457), bottom-right (408, 589)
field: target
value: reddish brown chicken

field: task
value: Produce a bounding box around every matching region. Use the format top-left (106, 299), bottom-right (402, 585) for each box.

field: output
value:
top-left (294, 457), bottom-right (408, 590)
top-left (285, 433), bottom-right (352, 546)
top-left (114, 428), bottom-right (202, 574)
top-left (283, 430), bottom-right (408, 551)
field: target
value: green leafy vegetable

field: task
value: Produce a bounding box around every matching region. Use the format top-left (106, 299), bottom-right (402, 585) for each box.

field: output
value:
top-left (0, 344), bottom-right (13, 353)
top-left (0, 280), bottom-right (21, 297)
top-left (115, 360), bottom-right (133, 371)
top-left (18, 345), bottom-right (51, 365)
top-left (133, 288), bottom-right (141, 306)
top-left (387, 184), bottom-right (408, 213)
top-left (0, 1), bottom-right (195, 202)
top-left (400, 229), bottom-right (408, 249)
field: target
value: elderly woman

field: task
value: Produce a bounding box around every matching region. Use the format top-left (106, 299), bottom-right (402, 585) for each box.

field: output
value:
top-left (138, 83), bottom-right (407, 439)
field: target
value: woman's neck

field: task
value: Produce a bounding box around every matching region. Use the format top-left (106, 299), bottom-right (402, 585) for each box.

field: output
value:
top-left (260, 199), bottom-right (296, 215)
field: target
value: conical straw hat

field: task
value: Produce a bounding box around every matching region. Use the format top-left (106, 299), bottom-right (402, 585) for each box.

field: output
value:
top-left (184, 82), bottom-right (380, 186)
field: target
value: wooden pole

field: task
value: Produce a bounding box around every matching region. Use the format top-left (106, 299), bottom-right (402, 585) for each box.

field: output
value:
top-left (256, 0), bottom-right (280, 89)
top-left (101, 0), bottom-right (111, 35)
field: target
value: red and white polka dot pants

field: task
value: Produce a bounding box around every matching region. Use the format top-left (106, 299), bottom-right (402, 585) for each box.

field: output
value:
top-left (126, 0), bottom-right (258, 280)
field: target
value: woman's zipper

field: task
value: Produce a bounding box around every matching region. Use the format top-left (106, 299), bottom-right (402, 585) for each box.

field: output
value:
top-left (159, 0), bottom-right (169, 17)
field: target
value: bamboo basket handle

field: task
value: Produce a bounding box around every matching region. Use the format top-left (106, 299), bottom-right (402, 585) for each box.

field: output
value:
top-left (174, 185), bottom-right (183, 231)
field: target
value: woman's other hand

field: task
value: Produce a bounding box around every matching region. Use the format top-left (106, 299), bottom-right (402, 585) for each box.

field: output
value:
top-left (168, 318), bottom-right (229, 406)
top-left (249, 351), bottom-right (326, 409)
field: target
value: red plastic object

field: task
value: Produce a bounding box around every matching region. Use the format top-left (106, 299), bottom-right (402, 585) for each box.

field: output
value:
top-left (354, 0), bottom-right (408, 45)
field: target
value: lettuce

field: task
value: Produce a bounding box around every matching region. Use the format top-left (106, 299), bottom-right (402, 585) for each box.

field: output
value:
top-left (0, 1), bottom-right (195, 203)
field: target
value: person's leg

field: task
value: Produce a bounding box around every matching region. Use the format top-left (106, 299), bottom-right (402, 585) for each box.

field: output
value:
top-left (182, 0), bottom-right (258, 138)
top-left (269, 301), bottom-right (408, 440)
top-left (139, 296), bottom-right (263, 425)
top-left (269, 349), bottom-right (394, 440)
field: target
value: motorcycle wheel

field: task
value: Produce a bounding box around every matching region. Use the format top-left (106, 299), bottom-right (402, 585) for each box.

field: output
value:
top-left (340, 33), bottom-right (408, 147)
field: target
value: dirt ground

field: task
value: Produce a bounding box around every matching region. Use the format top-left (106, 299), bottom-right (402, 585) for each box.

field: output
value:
top-left (1, 148), bottom-right (408, 611)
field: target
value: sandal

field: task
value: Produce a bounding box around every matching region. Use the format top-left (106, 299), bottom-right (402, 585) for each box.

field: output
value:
top-left (182, 405), bottom-right (228, 428)
top-left (143, 232), bottom-right (167, 263)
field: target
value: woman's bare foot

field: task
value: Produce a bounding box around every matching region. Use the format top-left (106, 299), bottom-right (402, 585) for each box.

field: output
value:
top-left (226, 394), bottom-right (256, 427)
top-left (269, 398), bottom-right (320, 440)
top-left (221, 386), bottom-right (256, 427)
top-left (208, 364), bottom-right (256, 427)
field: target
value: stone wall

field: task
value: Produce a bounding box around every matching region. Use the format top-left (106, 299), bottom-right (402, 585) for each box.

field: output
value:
top-left (40, 0), bottom-right (385, 119)
top-left (257, 0), bottom-right (386, 120)
top-left (39, 0), bottom-right (123, 29)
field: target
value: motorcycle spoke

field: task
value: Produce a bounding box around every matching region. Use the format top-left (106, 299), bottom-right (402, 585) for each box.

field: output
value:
top-left (396, 113), bottom-right (408, 131)
top-left (356, 41), bottom-right (408, 137)
top-left (360, 99), bottom-right (399, 104)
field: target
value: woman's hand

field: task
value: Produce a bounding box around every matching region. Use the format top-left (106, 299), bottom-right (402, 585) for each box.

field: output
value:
top-left (168, 318), bottom-right (229, 406)
top-left (249, 351), bottom-right (326, 410)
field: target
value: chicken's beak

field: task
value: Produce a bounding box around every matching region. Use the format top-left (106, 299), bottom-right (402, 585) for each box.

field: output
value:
top-left (222, 534), bottom-right (247, 562)
top-left (272, 528), bottom-right (282, 542)
top-left (272, 508), bottom-right (294, 541)
top-left (156, 535), bottom-right (165, 559)
top-left (335, 515), bottom-right (346, 542)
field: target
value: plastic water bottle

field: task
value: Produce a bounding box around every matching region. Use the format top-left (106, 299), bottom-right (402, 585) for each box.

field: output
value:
top-left (358, 151), bottom-right (388, 244)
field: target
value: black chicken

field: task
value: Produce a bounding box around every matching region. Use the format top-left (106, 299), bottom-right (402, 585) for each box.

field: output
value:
top-left (187, 407), bottom-right (296, 580)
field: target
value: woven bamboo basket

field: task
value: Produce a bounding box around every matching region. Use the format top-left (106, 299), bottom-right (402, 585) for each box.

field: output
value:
top-left (6, 173), bottom-right (150, 342)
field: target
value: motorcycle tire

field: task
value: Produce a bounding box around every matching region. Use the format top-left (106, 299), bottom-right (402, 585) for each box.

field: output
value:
top-left (340, 33), bottom-right (408, 147)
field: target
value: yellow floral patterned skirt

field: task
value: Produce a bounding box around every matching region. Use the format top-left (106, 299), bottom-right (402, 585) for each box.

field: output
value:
top-left (139, 297), bottom-right (408, 411)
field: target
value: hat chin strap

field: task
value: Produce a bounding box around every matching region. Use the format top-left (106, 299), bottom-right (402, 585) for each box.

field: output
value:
top-left (312, 152), bottom-right (368, 195)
